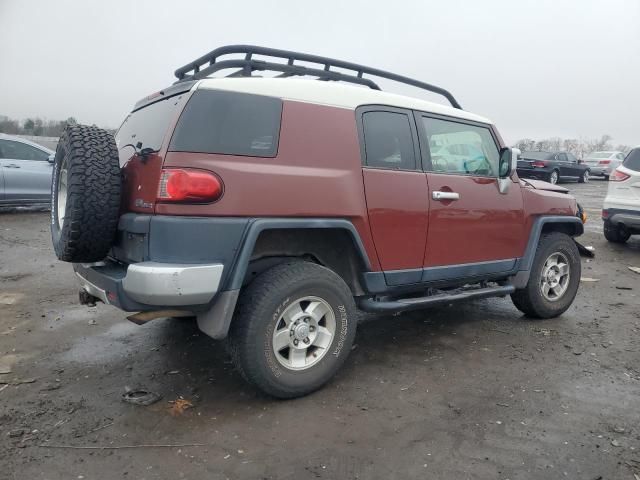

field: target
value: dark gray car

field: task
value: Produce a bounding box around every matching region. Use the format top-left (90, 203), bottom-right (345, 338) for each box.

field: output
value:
top-left (0, 134), bottom-right (54, 206)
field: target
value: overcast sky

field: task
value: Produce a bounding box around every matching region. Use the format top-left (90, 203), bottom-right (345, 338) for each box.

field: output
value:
top-left (1, 0), bottom-right (638, 145)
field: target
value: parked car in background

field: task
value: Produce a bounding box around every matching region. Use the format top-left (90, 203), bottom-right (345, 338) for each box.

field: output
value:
top-left (517, 150), bottom-right (590, 184)
top-left (602, 147), bottom-right (640, 243)
top-left (0, 133), bottom-right (54, 207)
top-left (583, 151), bottom-right (625, 179)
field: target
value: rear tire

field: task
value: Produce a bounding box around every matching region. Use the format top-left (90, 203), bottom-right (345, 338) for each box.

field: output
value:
top-left (603, 220), bottom-right (630, 243)
top-left (51, 124), bottom-right (121, 262)
top-left (603, 174), bottom-right (610, 181)
top-left (228, 261), bottom-right (357, 398)
top-left (511, 232), bottom-right (581, 319)
top-left (548, 170), bottom-right (559, 184)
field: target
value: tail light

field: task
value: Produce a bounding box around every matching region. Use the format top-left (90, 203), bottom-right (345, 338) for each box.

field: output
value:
top-left (157, 168), bottom-right (223, 202)
top-left (598, 160), bottom-right (611, 165)
top-left (602, 209), bottom-right (609, 219)
top-left (609, 168), bottom-right (630, 182)
top-left (532, 160), bottom-right (548, 168)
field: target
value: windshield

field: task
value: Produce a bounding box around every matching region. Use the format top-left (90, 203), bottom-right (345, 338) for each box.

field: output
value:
top-left (522, 151), bottom-right (554, 160)
top-left (587, 151), bottom-right (613, 159)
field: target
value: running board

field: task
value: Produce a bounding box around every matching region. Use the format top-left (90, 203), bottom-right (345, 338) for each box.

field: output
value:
top-left (358, 285), bottom-right (515, 313)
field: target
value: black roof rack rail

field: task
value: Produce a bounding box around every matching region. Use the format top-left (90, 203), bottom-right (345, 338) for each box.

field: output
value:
top-left (174, 45), bottom-right (462, 110)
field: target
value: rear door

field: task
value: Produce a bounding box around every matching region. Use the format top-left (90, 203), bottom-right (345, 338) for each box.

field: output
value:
top-left (0, 139), bottom-right (53, 203)
top-left (359, 107), bottom-right (429, 284)
top-left (416, 114), bottom-right (525, 272)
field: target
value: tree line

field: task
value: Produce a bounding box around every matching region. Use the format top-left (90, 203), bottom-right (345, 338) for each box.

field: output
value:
top-left (0, 115), bottom-right (80, 137)
top-left (513, 135), bottom-right (632, 159)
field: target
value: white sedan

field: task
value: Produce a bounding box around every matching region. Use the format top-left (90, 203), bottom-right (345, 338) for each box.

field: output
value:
top-left (584, 150), bottom-right (625, 179)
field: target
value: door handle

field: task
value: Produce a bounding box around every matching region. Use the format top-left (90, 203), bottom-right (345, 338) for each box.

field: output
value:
top-left (4, 164), bottom-right (20, 168)
top-left (432, 191), bottom-right (460, 201)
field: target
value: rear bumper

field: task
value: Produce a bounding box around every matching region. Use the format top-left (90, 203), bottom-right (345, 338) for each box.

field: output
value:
top-left (588, 166), bottom-right (609, 176)
top-left (74, 261), bottom-right (223, 309)
top-left (603, 207), bottom-right (640, 229)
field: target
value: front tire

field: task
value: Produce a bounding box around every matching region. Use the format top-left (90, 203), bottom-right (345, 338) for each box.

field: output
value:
top-left (229, 261), bottom-right (357, 398)
top-left (511, 232), bottom-right (581, 319)
top-left (603, 220), bottom-right (630, 243)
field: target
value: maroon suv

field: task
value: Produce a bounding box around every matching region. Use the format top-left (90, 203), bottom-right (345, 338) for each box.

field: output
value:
top-left (51, 46), bottom-right (587, 398)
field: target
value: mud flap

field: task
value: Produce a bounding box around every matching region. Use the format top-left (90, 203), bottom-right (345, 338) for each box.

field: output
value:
top-left (574, 240), bottom-right (595, 258)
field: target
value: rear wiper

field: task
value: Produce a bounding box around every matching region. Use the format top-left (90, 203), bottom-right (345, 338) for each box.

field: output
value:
top-left (121, 142), bottom-right (158, 162)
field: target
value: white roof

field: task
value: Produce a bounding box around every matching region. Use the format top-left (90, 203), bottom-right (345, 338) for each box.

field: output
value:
top-left (196, 77), bottom-right (492, 124)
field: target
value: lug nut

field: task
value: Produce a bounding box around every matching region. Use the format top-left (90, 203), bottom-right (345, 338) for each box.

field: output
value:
top-left (303, 337), bottom-right (310, 344)
top-left (309, 325), bottom-right (315, 332)
top-left (293, 339), bottom-right (299, 346)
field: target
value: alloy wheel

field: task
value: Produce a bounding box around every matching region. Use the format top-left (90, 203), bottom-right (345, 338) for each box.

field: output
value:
top-left (540, 252), bottom-right (570, 302)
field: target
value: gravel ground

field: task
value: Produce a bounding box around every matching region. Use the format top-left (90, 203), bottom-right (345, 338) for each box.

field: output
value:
top-left (1, 179), bottom-right (639, 479)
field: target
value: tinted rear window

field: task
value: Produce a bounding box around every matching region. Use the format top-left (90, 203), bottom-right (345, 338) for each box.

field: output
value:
top-left (522, 151), bottom-right (554, 160)
top-left (116, 94), bottom-right (188, 163)
top-left (169, 89), bottom-right (282, 157)
top-left (623, 148), bottom-right (640, 171)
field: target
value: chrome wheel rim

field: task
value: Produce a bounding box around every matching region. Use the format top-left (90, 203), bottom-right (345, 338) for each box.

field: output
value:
top-left (56, 157), bottom-right (68, 227)
top-left (550, 171), bottom-right (558, 184)
top-left (540, 252), bottom-right (570, 302)
top-left (583, 171), bottom-right (589, 183)
top-left (272, 296), bottom-right (336, 371)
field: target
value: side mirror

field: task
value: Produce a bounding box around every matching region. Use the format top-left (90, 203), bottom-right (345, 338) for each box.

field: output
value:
top-left (47, 153), bottom-right (55, 164)
top-left (499, 147), bottom-right (518, 178)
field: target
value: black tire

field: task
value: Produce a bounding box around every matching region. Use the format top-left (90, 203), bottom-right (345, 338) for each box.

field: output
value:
top-left (603, 220), bottom-right (630, 244)
top-left (547, 170), bottom-right (559, 184)
top-left (603, 174), bottom-right (610, 181)
top-left (228, 261), bottom-right (357, 398)
top-left (511, 232), bottom-right (581, 319)
top-left (578, 169), bottom-right (589, 183)
top-left (51, 124), bottom-right (121, 262)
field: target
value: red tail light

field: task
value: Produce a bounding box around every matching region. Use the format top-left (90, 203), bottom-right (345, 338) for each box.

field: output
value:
top-left (157, 169), bottom-right (223, 202)
top-left (598, 159), bottom-right (611, 165)
top-left (532, 160), bottom-right (548, 168)
top-left (609, 168), bottom-right (630, 182)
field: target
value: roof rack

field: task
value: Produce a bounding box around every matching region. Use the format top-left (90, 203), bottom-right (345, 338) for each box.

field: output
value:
top-left (174, 45), bottom-right (462, 110)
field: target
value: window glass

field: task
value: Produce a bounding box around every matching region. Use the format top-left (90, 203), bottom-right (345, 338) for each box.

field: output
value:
top-left (567, 153), bottom-right (577, 163)
top-left (422, 117), bottom-right (499, 176)
top-left (362, 111), bottom-right (416, 170)
top-left (170, 90), bottom-right (282, 157)
top-left (616, 153), bottom-right (625, 160)
top-left (558, 153), bottom-right (568, 162)
top-left (522, 151), bottom-right (555, 160)
top-left (116, 93), bottom-right (188, 166)
top-left (623, 148), bottom-right (640, 172)
top-left (0, 140), bottom-right (50, 161)
top-left (588, 151), bottom-right (613, 159)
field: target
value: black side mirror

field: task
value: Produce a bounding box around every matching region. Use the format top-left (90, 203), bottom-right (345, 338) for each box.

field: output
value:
top-left (499, 147), bottom-right (517, 178)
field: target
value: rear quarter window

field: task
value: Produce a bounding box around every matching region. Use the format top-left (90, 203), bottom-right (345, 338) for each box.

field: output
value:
top-left (169, 89), bottom-right (282, 157)
top-left (623, 148), bottom-right (640, 172)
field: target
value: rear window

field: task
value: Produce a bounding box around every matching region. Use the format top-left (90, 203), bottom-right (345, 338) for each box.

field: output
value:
top-left (169, 89), bottom-right (282, 157)
top-left (116, 94), bottom-right (188, 164)
top-left (623, 148), bottom-right (640, 171)
top-left (522, 151), bottom-right (554, 160)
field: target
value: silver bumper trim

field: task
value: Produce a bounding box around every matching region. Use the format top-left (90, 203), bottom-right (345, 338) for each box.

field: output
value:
top-left (121, 262), bottom-right (224, 306)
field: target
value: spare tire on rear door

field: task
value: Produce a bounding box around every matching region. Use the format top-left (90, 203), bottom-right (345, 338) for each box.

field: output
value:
top-left (51, 124), bottom-right (121, 262)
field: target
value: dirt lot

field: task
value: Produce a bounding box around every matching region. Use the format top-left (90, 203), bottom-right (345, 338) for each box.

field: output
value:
top-left (1, 179), bottom-right (639, 479)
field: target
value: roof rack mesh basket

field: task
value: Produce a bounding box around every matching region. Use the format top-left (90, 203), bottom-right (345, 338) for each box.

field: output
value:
top-left (174, 45), bottom-right (462, 109)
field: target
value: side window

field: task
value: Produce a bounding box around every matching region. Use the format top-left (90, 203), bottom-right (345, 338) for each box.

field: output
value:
top-left (558, 153), bottom-right (568, 162)
top-left (0, 140), bottom-right (50, 161)
top-left (617, 153), bottom-right (625, 160)
top-left (170, 90), bottom-right (282, 157)
top-left (421, 117), bottom-right (499, 176)
top-left (567, 153), bottom-right (577, 163)
top-left (362, 111), bottom-right (416, 170)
